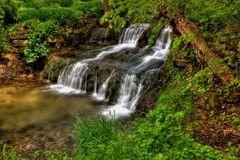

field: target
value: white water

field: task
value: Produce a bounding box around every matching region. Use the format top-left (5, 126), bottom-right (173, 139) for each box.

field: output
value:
top-left (102, 26), bottom-right (172, 119)
top-left (102, 74), bottom-right (143, 119)
top-left (134, 26), bottom-right (172, 71)
top-left (119, 24), bottom-right (149, 46)
top-left (49, 24), bottom-right (149, 94)
top-left (48, 25), bottom-right (172, 120)
top-left (50, 62), bottom-right (88, 94)
top-left (93, 24), bottom-right (149, 60)
top-left (92, 71), bottom-right (115, 101)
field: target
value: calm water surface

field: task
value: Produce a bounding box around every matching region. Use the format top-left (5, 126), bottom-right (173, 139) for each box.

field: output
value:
top-left (0, 80), bottom-right (101, 134)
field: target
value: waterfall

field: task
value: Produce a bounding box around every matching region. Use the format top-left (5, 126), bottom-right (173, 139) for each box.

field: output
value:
top-left (48, 24), bottom-right (172, 120)
top-left (49, 62), bottom-right (88, 94)
top-left (49, 24), bottom-right (149, 94)
top-left (102, 74), bottom-right (143, 119)
top-left (94, 24), bottom-right (149, 60)
top-left (92, 71), bottom-right (115, 101)
top-left (102, 26), bottom-right (172, 119)
top-left (133, 26), bottom-right (172, 72)
top-left (119, 23), bottom-right (149, 46)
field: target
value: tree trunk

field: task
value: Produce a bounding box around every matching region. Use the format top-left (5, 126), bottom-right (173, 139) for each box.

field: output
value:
top-left (174, 14), bottom-right (234, 84)
top-left (103, 0), bottom-right (111, 12)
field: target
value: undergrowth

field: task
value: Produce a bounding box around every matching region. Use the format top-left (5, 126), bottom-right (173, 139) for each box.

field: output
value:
top-left (71, 64), bottom-right (238, 160)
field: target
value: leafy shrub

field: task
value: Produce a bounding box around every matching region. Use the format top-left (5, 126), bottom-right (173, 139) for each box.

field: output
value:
top-left (23, 20), bottom-right (58, 63)
top-left (100, 0), bottom-right (161, 30)
top-left (18, 0), bottom-right (43, 9)
top-left (0, 0), bottom-right (17, 25)
top-left (185, 0), bottom-right (240, 24)
top-left (187, 68), bottom-right (213, 94)
top-left (17, 0), bottom-right (103, 24)
top-left (0, 28), bottom-right (11, 51)
top-left (32, 150), bottom-right (72, 160)
top-left (72, 0), bottom-right (103, 16)
top-left (17, 7), bottom-right (82, 24)
top-left (73, 80), bottom-right (237, 159)
top-left (44, 0), bottom-right (73, 7)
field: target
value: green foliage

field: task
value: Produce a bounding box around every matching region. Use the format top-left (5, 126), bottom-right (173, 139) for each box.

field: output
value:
top-left (18, 0), bottom-right (43, 9)
top-left (72, 78), bottom-right (237, 159)
top-left (23, 20), bottom-right (58, 63)
top-left (0, 0), bottom-right (17, 25)
top-left (0, 144), bottom-right (73, 160)
top-left (187, 68), bottom-right (213, 94)
top-left (185, 0), bottom-right (240, 24)
top-left (0, 144), bottom-right (22, 160)
top-left (100, 0), bottom-right (162, 31)
top-left (17, 7), bottom-right (82, 25)
top-left (72, 0), bottom-right (103, 16)
top-left (0, 28), bottom-right (11, 51)
top-left (17, 0), bottom-right (103, 24)
top-left (171, 34), bottom-right (196, 61)
top-left (32, 150), bottom-right (72, 160)
top-left (100, 0), bottom-right (171, 44)
top-left (223, 77), bottom-right (240, 99)
top-left (1, 0), bottom-right (104, 63)
top-left (73, 116), bottom-right (132, 160)
top-left (44, 0), bottom-right (74, 7)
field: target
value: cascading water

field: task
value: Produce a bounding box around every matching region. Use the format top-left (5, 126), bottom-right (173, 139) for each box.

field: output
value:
top-left (49, 24), bottom-right (149, 94)
top-left (92, 71), bottom-right (115, 101)
top-left (119, 24), bottom-right (149, 46)
top-left (131, 25), bottom-right (172, 73)
top-left (94, 23), bottom-right (149, 60)
top-left (102, 74), bottom-right (143, 119)
top-left (102, 26), bottom-right (172, 119)
top-left (48, 24), bottom-right (172, 120)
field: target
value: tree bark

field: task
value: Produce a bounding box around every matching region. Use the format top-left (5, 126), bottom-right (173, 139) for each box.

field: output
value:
top-left (103, 0), bottom-right (111, 12)
top-left (174, 14), bottom-right (234, 84)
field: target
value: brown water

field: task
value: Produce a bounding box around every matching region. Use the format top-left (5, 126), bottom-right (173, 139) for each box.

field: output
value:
top-left (0, 80), bottom-right (101, 134)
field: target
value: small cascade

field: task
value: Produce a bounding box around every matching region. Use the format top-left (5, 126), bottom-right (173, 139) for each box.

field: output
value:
top-left (94, 24), bottom-right (149, 60)
top-left (119, 24), bottom-right (149, 46)
top-left (93, 76), bottom-right (98, 96)
top-left (133, 26), bottom-right (172, 72)
top-left (49, 24), bottom-right (149, 95)
top-left (102, 74), bottom-right (143, 119)
top-left (102, 26), bottom-right (172, 119)
top-left (92, 71), bottom-right (115, 101)
top-left (49, 62), bottom-right (88, 94)
top-left (48, 24), bottom-right (172, 120)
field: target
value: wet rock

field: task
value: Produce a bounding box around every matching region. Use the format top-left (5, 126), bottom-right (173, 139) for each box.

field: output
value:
top-left (90, 28), bottom-right (116, 44)
top-left (41, 46), bottom-right (103, 82)
top-left (41, 56), bottom-right (72, 82)
top-left (63, 17), bottom-right (97, 48)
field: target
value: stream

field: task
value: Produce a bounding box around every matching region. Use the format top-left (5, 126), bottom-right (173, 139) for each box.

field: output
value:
top-left (0, 24), bottom-right (172, 154)
top-left (0, 79), bottom-right (102, 153)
